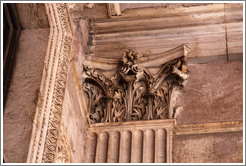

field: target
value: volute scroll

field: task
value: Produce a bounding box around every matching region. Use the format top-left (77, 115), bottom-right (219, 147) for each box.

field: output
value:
top-left (82, 47), bottom-right (189, 124)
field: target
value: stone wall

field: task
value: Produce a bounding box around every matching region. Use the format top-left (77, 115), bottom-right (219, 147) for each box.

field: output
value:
top-left (62, 66), bottom-right (88, 163)
top-left (175, 61), bottom-right (243, 124)
top-left (3, 3), bottom-right (50, 163)
top-left (173, 131), bottom-right (243, 163)
top-left (3, 29), bottom-right (49, 162)
top-left (15, 3), bottom-right (49, 29)
top-left (172, 58), bottom-right (243, 163)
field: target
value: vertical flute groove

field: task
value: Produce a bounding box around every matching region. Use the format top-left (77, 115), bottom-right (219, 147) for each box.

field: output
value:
top-left (96, 132), bottom-right (109, 163)
top-left (86, 132), bottom-right (97, 163)
top-left (119, 130), bottom-right (132, 163)
top-left (108, 131), bottom-right (120, 163)
top-left (156, 129), bottom-right (167, 163)
top-left (131, 130), bottom-right (143, 163)
top-left (143, 129), bottom-right (155, 163)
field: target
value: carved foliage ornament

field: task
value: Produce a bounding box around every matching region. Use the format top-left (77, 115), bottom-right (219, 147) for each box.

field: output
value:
top-left (82, 50), bottom-right (188, 124)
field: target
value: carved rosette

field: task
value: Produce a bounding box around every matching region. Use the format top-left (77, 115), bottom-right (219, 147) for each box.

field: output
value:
top-left (82, 49), bottom-right (189, 124)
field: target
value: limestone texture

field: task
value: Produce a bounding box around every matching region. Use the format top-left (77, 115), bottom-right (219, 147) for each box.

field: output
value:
top-left (3, 29), bottom-right (50, 162)
top-left (173, 131), bottom-right (243, 163)
top-left (175, 61), bottom-right (243, 124)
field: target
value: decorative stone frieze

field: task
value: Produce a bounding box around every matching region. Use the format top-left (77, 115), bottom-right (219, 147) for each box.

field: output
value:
top-left (27, 3), bottom-right (72, 163)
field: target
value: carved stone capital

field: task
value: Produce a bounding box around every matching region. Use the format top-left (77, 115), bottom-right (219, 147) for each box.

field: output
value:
top-left (82, 47), bottom-right (189, 124)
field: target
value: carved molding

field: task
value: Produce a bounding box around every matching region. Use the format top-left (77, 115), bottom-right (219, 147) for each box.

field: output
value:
top-left (83, 49), bottom-right (189, 124)
top-left (174, 120), bottom-right (243, 135)
top-left (27, 3), bottom-right (72, 163)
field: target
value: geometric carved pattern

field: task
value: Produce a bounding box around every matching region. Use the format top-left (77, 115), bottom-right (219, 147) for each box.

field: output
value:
top-left (83, 49), bottom-right (188, 124)
top-left (27, 3), bottom-right (72, 163)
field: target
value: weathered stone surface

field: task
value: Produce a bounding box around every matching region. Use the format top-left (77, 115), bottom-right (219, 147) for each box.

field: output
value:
top-left (60, 12), bottom-right (93, 162)
top-left (4, 3), bottom-right (243, 163)
top-left (175, 61), bottom-right (243, 124)
top-left (69, 19), bottom-right (90, 82)
top-left (120, 3), bottom-right (213, 12)
top-left (90, 4), bottom-right (242, 61)
top-left (87, 119), bottom-right (175, 163)
top-left (3, 29), bottom-right (49, 162)
top-left (70, 3), bottom-right (108, 21)
top-left (15, 3), bottom-right (49, 29)
top-left (62, 66), bottom-right (88, 163)
top-left (173, 131), bottom-right (243, 163)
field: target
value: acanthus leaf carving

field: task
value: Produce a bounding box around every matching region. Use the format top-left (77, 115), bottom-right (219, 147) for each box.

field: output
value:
top-left (82, 49), bottom-right (189, 124)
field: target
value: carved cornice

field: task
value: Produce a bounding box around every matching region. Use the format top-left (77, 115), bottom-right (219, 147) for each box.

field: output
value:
top-left (27, 3), bottom-right (72, 163)
top-left (83, 48), bottom-right (189, 124)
